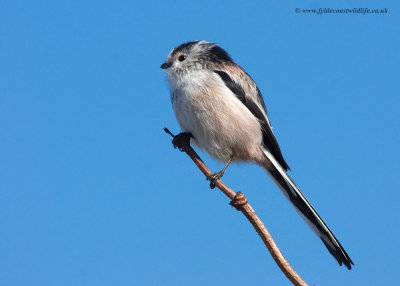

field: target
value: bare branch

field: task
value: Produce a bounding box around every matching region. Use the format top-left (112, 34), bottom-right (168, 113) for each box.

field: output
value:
top-left (164, 128), bottom-right (308, 286)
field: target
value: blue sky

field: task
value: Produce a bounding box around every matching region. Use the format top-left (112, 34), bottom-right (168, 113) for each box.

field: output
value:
top-left (1, 0), bottom-right (399, 285)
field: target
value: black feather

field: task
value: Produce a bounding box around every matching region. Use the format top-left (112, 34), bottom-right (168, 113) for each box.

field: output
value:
top-left (171, 41), bottom-right (200, 56)
top-left (214, 70), bottom-right (245, 102)
top-left (268, 167), bottom-right (354, 269)
top-left (208, 45), bottom-right (233, 62)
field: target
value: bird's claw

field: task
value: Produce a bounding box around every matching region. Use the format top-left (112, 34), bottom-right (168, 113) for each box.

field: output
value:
top-left (207, 171), bottom-right (224, 189)
top-left (171, 132), bottom-right (192, 152)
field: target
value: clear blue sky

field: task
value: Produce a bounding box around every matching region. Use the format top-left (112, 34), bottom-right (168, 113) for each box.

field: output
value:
top-left (1, 1), bottom-right (399, 285)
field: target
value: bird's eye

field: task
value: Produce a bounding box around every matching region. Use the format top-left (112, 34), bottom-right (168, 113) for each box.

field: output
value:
top-left (178, 54), bottom-right (186, 62)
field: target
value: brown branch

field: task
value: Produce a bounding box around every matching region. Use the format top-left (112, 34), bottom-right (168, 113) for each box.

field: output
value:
top-left (164, 128), bottom-right (308, 286)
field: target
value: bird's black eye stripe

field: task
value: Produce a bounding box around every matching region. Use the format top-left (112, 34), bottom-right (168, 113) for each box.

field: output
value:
top-left (178, 54), bottom-right (186, 61)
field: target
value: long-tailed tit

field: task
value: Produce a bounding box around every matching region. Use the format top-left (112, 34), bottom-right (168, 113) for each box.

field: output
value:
top-left (161, 40), bottom-right (353, 269)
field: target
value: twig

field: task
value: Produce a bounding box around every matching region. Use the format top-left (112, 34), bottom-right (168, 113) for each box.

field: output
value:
top-left (164, 128), bottom-right (308, 286)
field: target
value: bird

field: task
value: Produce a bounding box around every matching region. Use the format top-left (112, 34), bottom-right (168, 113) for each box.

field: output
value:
top-left (160, 40), bottom-right (353, 269)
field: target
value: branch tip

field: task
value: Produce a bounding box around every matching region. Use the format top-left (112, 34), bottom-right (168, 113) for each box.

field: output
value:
top-left (163, 127), bottom-right (175, 138)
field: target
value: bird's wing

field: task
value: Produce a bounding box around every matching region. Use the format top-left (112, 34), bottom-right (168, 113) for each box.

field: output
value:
top-left (213, 68), bottom-right (290, 170)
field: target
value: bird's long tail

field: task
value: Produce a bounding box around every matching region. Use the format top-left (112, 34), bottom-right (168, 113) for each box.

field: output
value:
top-left (261, 148), bottom-right (353, 269)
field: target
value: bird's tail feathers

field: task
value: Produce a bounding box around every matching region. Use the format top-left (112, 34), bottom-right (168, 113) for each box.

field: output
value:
top-left (261, 148), bottom-right (353, 269)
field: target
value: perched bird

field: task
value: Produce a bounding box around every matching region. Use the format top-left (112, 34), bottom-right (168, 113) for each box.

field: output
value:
top-left (161, 40), bottom-right (353, 269)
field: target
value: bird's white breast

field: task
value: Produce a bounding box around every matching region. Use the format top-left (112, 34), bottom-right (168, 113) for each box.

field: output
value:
top-left (167, 70), bottom-right (264, 163)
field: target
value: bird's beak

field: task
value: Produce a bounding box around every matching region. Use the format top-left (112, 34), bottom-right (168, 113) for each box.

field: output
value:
top-left (160, 62), bottom-right (172, 69)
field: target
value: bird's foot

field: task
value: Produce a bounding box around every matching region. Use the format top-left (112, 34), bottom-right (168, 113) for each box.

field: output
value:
top-left (207, 171), bottom-right (225, 189)
top-left (171, 132), bottom-right (192, 152)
